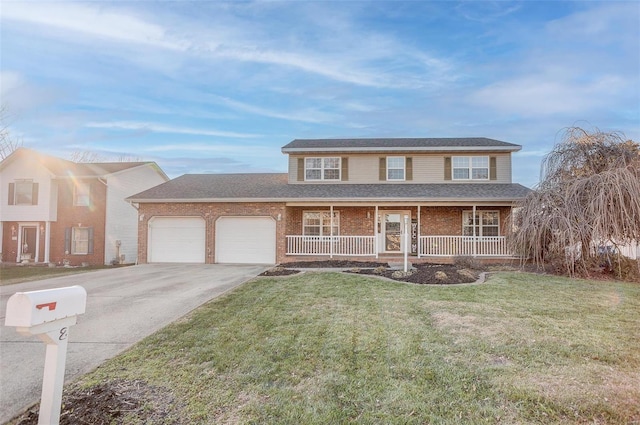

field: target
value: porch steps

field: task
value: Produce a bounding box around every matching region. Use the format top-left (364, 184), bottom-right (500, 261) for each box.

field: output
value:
top-left (388, 261), bottom-right (413, 270)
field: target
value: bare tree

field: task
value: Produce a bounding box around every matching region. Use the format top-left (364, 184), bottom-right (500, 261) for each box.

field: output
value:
top-left (0, 105), bottom-right (23, 159)
top-left (509, 127), bottom-right (640, 277)
top-left (70, 151), bottom-right (142, 163)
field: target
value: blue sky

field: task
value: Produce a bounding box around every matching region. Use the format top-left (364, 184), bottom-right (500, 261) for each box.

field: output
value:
top-left (1, 1), bottom-right (638, 188)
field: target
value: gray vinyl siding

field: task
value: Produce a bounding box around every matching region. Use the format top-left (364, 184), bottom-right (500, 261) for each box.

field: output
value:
top-left (288, 153), bottom-right (512, 184)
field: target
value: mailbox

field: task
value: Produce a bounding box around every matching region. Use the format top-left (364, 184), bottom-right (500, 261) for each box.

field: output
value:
top-left (4, 285), bottom-right (87, 425)
top-left (5, 285), bottom-right (87, 335)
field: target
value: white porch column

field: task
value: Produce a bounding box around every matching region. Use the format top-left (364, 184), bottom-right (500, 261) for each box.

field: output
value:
top-left (417, 205), bottom-right (421, 258)
top-left (472, 205), bottom-right (477, 257)
top-left (44, 221), bottom-right (51, 264)
top-left (330, 205), bottom-right (334, 259)
top-left (374, 205), bottom-right (379, 258)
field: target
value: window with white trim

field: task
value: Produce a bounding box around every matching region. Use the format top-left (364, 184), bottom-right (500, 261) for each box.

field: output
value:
top-left (387, 156), bottom-right (405, 180)
top-left (303, 211), bottom-right (340, 236)
top-left (305, 157), bottom-right (341, 181)
top-left (453, 156), bottom-right (489, 180)
top-left (463, 211), bottom-right (499, 236)
top-left (72, 227), bottom-right (90, 254)
top-left (13, 180), bottom-right (35, 205)
top-left (74, 182), bottom-right (91, 206)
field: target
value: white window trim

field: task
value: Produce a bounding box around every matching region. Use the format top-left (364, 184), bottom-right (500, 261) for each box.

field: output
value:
top-left (462, 210), bottom-right (500, 237)
top-left (452, 156), bottom-right (490, 181)
top-left (302, 211), bottom-right (340, 236)
top-left (74, 182), bottom-right (91, 206)
top-left (387, 156), bottom-right (405, 181)
top-left (72, 227), bottom-right (90, 255)
top-left (304, 157), bottom-right (341, 181)
top-left (14, 180), bottom-right (34, 205)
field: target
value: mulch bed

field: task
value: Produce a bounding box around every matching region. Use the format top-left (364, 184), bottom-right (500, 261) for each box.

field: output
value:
top-left (260, 260), bottom-right (483, 285)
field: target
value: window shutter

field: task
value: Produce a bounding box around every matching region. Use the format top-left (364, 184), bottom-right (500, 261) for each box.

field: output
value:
top-left (444, 157), bottom-right (452, 181)
top-left (64, 228), bottom-right (71, 254)
top-left (8, 183), bottom-right (15, 205)
top-left (379, 157), bottom-right (386, 181)
top-left (490, 157), bottom-right (497, 180)
top-left (32, 183), bottom-right (39, 205)
top-left (297, 158), bottom-right (304, 182)
top-left (88, 227), bottom-right (94, 254)
top-left (406, 157), bottom-right (413, 181)
top-left (341, 157), bottom-right (348, 181)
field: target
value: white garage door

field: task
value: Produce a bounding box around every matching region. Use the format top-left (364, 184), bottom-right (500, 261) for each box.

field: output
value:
top-left (216, 217), bottom-right (276, 264)
top-left (148, 217), bottom-right (206, 263)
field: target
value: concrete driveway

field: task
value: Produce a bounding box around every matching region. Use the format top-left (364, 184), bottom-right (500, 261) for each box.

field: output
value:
top-left (0, 263), bottom-right (267, 423)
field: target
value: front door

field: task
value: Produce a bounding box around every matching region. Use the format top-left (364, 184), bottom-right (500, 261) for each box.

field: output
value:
top-left (383, 213), bottom-right (403, 253)
top-left (21, 226), bottom-right (37, 261)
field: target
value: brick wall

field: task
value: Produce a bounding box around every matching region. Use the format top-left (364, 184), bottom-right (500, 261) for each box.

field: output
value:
top-left (138, 202), bottom-right (287, 264)
top-left (49, 179), bottom-right (107, 265)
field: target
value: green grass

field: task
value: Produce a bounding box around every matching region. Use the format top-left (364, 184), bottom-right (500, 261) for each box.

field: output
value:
top-left (78, 272), bottom-right (640, 424)
top-left (0, 264), bottom-right (125, 285)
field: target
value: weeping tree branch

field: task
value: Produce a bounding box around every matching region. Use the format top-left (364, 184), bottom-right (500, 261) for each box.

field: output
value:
top-left (509, 127), bottom-right (640, 277)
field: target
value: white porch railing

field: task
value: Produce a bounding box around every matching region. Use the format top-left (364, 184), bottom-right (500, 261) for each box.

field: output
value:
top-left (286, 235), bottom-right (376, 257)
top-left (419, 236), bottom-right (512, 257)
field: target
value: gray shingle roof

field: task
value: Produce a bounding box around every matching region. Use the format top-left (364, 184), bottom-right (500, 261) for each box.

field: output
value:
top-left (0, 148), bottom-right (162, 178)
top-left (281, 137), bottom-right (521, 153)
top-left (128, 173), bottom-right (531, 203)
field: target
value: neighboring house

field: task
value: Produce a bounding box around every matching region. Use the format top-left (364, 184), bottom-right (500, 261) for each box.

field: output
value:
top-left (0, 148), bottom-right (168, 265)
top-left (128, 138), bottom-right (531, 265)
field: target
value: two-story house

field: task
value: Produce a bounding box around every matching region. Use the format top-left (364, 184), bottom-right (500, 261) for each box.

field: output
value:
top-left (0, 148), bottom-right (168, 265)
top-left (128, 138), bottom-right (530, 264)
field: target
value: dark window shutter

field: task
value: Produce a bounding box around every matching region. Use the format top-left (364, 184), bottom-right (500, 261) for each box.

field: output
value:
top-left (64, 228), bottom-right (71, 254)
top-left (8, 183), bottom-right (15, 205)
top-left (406, 157), bottom-right (413, 181)
top-left (297, 158), bottom-right (304, 181)
top-left (341, 157), bottom-right (348, 181)
top-left (32, 183), bottom-right (39, 205)
top-left (490, 157), bottom-right (497, 180)
top-left (88, 227), bottom-right (94, 254)
top-left (379, 157), bottom-right (386, 181)
top-left (444, 157), bottom-right (452, 181)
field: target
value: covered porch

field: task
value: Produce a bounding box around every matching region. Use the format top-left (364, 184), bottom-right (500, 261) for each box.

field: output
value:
top-left (284, 203), bottom-right (516, 260)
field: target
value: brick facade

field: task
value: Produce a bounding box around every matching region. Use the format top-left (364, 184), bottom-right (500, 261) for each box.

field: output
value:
top-left (137, 203), bottom-right (513, 264)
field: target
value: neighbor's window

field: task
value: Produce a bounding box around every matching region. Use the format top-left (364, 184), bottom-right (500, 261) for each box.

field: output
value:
top-left (463, 211), bottom-right (499, 237)
top-left (72, 227), bottom-right (90, 254)
top-left (74, 182), bottom-right (91, 206)
top-left (14, 180), bottom-right (35, 205)
top-left (453, 156), bottom-right (489, 180)
top-left (305, 157), bottom-right (341, 181)
top-left (387, 156), bottom-right (405, 181)
top-left (303, 211), bottom-right (340, 236)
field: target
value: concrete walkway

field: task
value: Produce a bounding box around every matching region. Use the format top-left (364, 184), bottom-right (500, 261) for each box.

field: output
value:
top-left (0, 263), bottom-right (267, 424)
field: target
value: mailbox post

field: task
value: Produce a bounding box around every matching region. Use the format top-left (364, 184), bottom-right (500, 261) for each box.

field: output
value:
top-left (5, 285), bottom-right (87, 425)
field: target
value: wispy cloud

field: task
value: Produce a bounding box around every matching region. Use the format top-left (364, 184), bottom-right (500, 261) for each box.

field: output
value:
top-left (85, 121), bottom-right (259, 138)
top-left (1, 2), bottom-right (188, 51)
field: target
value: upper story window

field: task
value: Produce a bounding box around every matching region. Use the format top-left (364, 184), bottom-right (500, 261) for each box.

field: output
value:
top-left (452, 156), bottom-right (489, 180)
top-left (305, 157), bottom-right (341, 181)
top-left (74, 182), bottom-right (91, 206)
top-left (8, 180), bottom-right (38, 206)
top-left (386, 156), bottom-right (405, 181)
top-left (303, 211), bottom-right (340, 236)
top-left (463, 211), bottom-right (499, 237)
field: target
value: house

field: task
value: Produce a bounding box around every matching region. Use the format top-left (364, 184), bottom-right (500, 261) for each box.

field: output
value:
top-left (0, 148), bottom-right (168, 265)
top-left (127, 138), bottom-right (531, 264)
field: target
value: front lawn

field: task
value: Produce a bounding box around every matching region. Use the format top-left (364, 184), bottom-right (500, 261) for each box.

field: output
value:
top-left (16, 272), bottom-right (640, 424)
top-left (0, 264), bottom-right (124, 286)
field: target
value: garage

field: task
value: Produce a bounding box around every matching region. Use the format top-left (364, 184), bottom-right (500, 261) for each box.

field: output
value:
top-left (148, 217), bottom-right (206, 263)
top-left (215, 216), bottom-right (276, 264)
